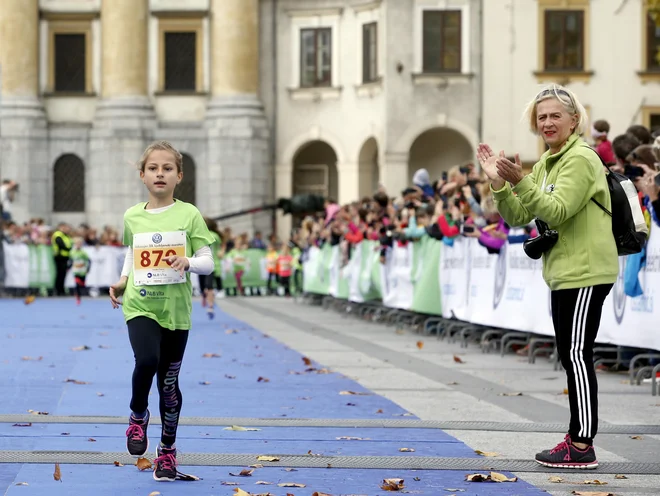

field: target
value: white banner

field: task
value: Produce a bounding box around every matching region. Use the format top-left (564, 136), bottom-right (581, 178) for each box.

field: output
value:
top-left (382, 244), bottom-right (413, 310)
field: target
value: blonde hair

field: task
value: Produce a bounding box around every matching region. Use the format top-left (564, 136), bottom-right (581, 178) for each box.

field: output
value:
top-left (523, 83), bottom-right (589, 137)
top-left (138, 141), bottom-right (183, 173)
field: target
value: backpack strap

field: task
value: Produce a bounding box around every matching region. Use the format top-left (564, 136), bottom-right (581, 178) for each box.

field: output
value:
top-left (581, 145), bottom-right (614, 217)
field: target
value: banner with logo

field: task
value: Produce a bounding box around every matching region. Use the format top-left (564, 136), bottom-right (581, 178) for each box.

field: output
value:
top-left (410, 236), bottom-right (442, 315)
top-left (221, 249), bottom-right (269, 290)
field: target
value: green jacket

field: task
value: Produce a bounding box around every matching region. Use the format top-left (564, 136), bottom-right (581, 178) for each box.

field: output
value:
top-left (492, 134), bottom-right (618, 291)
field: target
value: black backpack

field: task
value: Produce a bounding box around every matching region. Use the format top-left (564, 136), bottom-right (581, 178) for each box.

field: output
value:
top-left (586, 147), bottom-right (648, 256)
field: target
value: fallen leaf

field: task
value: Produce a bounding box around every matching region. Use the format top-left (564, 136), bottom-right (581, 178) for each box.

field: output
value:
top-left (583, 480), bottom-right (607, 485)
top-left (490, 472), bottom-right (517, 483)
top-left (563, 388), bottom-right (569, 395)
top-left (283, 468), bottom-right (297, 472)
top-left (312, 492), bottom-right (333, 496)
top-left (630, 435), bottom-right (642, 440)
top-left (61, 432), bottom-right (69, 436)
top-left (87, 437), bottom-right (96, 442)
top-left (27, 409), bottom-right (48, 415)
top-left (298, 396), bottom-right (312, 400)
top-left (392, 412), bottom-right (414, 417)
top-left (346, 402), bottom-right (356, 406)
top-left (226, 329), bottom-right (238, 334)
top-left (229, 468), bottom-right (253, 477)
top-left (395, 329), bottom-right (405, 335)
top-left (24, 295), bottom-right (36, 305)
top-left (466, 473), bottom-right (489, 482)
top-left (54, 463), bottom-right (62, 482)
top-left (571, 492), bottom-right (614, 496)
top-left (21, 356), bottom-right (43, 361)
top-left (447, 381), bottom-right (459, 386)
top-left (98, 345), bottom-right (111, 349)
top-left (250, 464), bottom-right (264, 469)
top-left (222, 481), bottom-right (241, 485)
top-left (302, 356), bottom-right (312, 366)
top-left (233, 489), bottom-right (250, 496)
top-left (148, 493), bottom-right (161, 496)
top-left (278, 483), bottom-right (306, 488)
top-left (416, 341), bottom-right (424, 349)
top-left (339, 390), bottom-right (372, 396)
top-left (376, 409), bottom-right (384, 413)
top-left (453, 355), bottom-right (464, 364)
top-left (96, 392), bottom-right (105, 397)
top-left (113, 461), bottom-right (124, 466)
top-left (337, 436), bottom-right (369, 441)
top-left (399, 448), bottom-right (415, 452)
top-left (199, 381), bottom-right (211, 385)
top-left (65, 378), bottom-right (89, 385)
top-left (136, 457), bottom-right (152, 471)
top-left (12, 423), bottom-right (32, 427)
top-left (14, 482), bottom-right (28, 486)
top-left (498, 392), bottom-right (523, 397)
top-left (615, 474), bottom-right (628, 479)
top-left (381, 478), bottom-right (405, 491)
top-left (256, 455), bottom-right (280, 462)
top-left (549, 476), bottom-right (564, 483)
top-left (224, 425), bottom-right (261, 431)
top-left (71, 345), bottom-right (91, 351)
top-left (475, 450), bottom-right (499, 457)
top-left (202, 353), bottom-right (221, 358)
top-left (444, 489), bottom-right (464, 492)
top-left (225, 374), bottom-right (236, 379)
top-left (257, 376), bottom-right (270, 383)
top-left (308, 450), bottom-right (322, 456)
top-left (256, 481), bottom-right (273, 485)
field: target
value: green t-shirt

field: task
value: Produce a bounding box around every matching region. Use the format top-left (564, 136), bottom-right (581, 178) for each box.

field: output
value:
top-left (211, 231), bottom-right (222, 277)
top-left (122, 200), bottom-right (214, 330)
top-left (229, 249), bottom-right (247, 273)
top-left (70, 249), bottom-right (90, 276)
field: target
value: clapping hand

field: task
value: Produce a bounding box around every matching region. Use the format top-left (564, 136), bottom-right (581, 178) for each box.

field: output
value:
top-left (496, 154), bottom-right (524, 186)
top-left (477, 144), bottom-right (505, 189)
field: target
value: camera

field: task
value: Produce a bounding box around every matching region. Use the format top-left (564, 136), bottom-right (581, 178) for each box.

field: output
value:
top-left (523, 219), bottom-right (558, 260)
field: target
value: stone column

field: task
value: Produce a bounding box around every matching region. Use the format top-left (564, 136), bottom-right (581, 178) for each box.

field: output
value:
top-left (94, 0), bottom-right (154, 126)
top-left (337, 163), bottom-right (360, 205)
top-left (206, 0), bottom-right (270, 236)
top-left (382, 152), bottom-right (409, 197)
top-left (0, 0), bottom-right (48, 223)
top-left (91, 0), bottom-right (155, 230)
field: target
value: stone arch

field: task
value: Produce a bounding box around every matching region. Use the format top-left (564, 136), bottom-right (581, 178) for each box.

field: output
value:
top-left (394, 115), bottom-right (478, 154)
top-left (53, 154), bottom-right (85, 212)
top-left (282, 128), bottom-right (346, 167)
top-left (175, 153), bottom-right (196, 205)
top-left (408, 127), bottom-right (474, 184)
top-left (357, 137), bottom-right (379, 197)
top-left (292, 140), bottom-right (339, 203)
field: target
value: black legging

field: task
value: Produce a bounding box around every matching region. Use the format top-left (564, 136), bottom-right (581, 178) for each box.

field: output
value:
top-left (54, 256), bottom-right (69, 296)
top-left (127, 317), bottom-right (189, 447)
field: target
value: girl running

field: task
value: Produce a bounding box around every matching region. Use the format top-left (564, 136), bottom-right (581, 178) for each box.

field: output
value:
top-left (200, 217), bottom-right (223, 319)
top-left (109, 141), bottom-right (214, 482)
top-left (69, 236), bottom-right (90, 305)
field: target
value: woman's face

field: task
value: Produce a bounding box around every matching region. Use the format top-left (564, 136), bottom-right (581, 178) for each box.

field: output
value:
top-left (536, 98), bottom-right (577, 151)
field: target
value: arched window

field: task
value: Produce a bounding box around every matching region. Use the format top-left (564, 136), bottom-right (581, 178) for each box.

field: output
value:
top-left (53, 154), bottom-right (85, 212)
top-left (175, 153), bottom-right (196, 205)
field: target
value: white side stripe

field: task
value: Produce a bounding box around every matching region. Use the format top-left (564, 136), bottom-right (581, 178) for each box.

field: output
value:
top-left (578, 287), bottom-right (594, 438)
top-left (570, 288), bottom-right (586, 438)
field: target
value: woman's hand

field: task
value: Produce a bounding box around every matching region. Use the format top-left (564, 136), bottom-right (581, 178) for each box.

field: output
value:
top-left (638, 165), bottom-right (660, 201)
top-left (163, 255), bottom-right (190, 276)
top-left (109, 276), bottom-right (128, 309)
top-left (496, 153), bottom-right (525, 186)
top-left (477, 144), bottom-right (505, 190)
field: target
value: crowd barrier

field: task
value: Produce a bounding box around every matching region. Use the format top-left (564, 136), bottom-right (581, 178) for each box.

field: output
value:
top-left (302, 235), bottom-right (660, 353)
top-left (1, 243), bottom-right (273, 292)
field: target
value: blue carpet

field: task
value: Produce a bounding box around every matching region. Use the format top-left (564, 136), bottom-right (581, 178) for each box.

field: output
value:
top-left (0, 298), bottom-right (545, 495)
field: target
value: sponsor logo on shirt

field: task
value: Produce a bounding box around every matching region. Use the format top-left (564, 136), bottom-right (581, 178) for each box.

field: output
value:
top-left (152, 233), bottom-right (162, 244)
top-left (139, 288), bottom-right (166, 298)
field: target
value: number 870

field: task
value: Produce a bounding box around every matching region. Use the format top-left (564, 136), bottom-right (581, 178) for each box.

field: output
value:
top-left (140, 249), bottom-right (176, 268)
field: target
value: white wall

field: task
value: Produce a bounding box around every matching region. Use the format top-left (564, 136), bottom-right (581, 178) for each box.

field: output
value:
top-left (483, 0), bottom-right (660, 163)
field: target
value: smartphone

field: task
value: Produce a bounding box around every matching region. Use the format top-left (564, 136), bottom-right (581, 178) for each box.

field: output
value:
top-left (463, 224), bottom-right (475, 234)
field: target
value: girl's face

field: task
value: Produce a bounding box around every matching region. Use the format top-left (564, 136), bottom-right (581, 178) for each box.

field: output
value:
top-left (140, 149), bottom-right (182, 199)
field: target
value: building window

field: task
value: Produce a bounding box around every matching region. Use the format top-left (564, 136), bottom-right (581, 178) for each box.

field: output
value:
top-left (47, 20), bottom-right (92, 94)
top-left (362, 22), bottom-right (378, 83)
top-left (646, 13), bottom-right (660, 71)
top-left (53, 154), bottom-right (85, 212)
top-left (300, 28), bottom-right (332, 87)
top-left (175, 153), bottom-right (197, 205)
top-left (422, 10), bottom-right (462, 73)
top-left (158, 18), bottom-right (203, 93)
top-left (643, 106), bottom-right (660, 133)
top-left (544, 10), bottom-right (584, 71)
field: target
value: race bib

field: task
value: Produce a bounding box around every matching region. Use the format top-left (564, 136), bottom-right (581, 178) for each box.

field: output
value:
top-left (133, 231), bottom-right (187, 286)
top-left (73, 261), bottom-right (86, 271)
